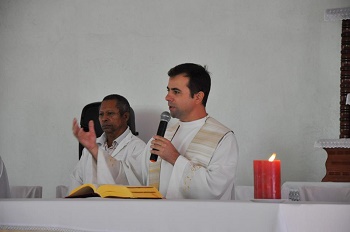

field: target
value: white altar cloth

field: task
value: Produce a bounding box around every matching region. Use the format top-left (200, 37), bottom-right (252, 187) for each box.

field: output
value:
top-left (0, 198), bottom-right (349, 232)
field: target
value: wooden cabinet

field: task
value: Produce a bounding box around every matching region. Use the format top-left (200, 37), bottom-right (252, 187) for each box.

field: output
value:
top-left (322, 148), bottom-right (350, 182)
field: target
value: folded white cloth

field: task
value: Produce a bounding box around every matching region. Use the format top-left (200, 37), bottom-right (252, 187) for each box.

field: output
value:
top-left (282, 182), bottom-right (350, 202)
top-left (300, 186), bottom-right (350, 202)
top-left (314, 139), bottom-right (350, 148)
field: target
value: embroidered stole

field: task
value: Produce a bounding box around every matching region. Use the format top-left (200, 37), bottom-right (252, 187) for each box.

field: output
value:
top-left (148, 161), bottom-right (161, 189)
top-left (148, 117), bottom-right (232, 189)
top-left (185, 117), bottom-right (231, 167)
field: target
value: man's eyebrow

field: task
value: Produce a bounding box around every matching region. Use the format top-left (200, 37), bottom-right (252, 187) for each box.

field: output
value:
top-left (168, 87), bottom-right (181, 92)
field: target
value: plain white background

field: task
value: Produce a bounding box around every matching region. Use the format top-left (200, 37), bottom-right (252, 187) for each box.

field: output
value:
top-left (0, 0), bottom-right (348, 198)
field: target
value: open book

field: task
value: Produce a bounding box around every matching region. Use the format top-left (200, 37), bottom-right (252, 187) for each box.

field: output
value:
top-left (66, 184), bottom-right (163, 199)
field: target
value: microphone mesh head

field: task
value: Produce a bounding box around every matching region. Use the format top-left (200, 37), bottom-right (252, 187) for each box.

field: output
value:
top-left (160, 111), bottom-right (171, 122)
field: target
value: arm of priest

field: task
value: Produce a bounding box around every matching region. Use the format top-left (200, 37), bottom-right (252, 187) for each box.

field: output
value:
top-left (69, 119), bottom-right (146, 194)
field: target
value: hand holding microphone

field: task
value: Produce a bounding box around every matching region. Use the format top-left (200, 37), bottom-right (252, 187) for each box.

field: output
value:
top-left (150, 111), bottom-right (171, 162)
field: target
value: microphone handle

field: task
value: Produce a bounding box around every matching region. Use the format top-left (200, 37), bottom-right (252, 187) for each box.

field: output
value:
top-left (150, 121), bottom-right (168, 162)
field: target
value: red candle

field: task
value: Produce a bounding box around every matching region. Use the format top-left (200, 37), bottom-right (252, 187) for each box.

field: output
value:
top-left (254, 153), bottom-right (281, 199)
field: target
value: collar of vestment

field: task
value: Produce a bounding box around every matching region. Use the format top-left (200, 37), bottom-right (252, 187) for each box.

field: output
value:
top-left (96, 127), bottom-right (133, 157)
top-left (177, 115), bottom-right (208, 129)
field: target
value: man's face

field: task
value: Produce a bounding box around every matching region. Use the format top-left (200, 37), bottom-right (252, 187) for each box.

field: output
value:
top-left (165, 74), bottom-right (197, 122)
top-left (98, 99), bottom-right (128, 136)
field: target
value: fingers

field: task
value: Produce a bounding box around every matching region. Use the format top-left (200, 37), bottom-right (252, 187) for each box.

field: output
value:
top-left (72, 118), bottom-right (80, 136)
top-left (152, 135), bottom-right (168, 144)
top-left (150, 136), bottom-right (179, 165)
top-left (72, 118), bottom-right (77, 130)
top-left (88, 120), bottom-right (95, 134)
top-left (151, 136), bottom-right (170, 152)
top-left (151, 136), bottom-right (164, 147)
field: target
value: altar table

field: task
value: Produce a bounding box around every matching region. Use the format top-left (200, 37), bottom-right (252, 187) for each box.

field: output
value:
top-left (0, 198), bottom-right (349, 232)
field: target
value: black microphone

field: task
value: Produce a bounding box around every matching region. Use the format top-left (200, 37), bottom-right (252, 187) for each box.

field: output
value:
top-left (150, 111), bottom-right (171, 162)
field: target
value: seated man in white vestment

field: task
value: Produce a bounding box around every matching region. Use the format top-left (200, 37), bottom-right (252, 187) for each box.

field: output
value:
top-left (69, 94), bottom-right (146, 193)
top-left (0, 155), bottom-right (10, 198)
top-left (141, 63), bottom-right (239, 200)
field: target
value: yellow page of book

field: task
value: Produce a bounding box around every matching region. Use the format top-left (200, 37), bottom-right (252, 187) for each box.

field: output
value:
top-left (68, 183), bottom-right (99, 197)
top-left (97, 185), bottom-right (163, 199)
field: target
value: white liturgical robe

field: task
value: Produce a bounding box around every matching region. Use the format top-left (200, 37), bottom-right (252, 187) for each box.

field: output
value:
top-left (142, 115), bottom-right (239, 200)
top-left (0, 156), bottom-right (10, 198)
top-left (69, 128), bottom-right (146, 193)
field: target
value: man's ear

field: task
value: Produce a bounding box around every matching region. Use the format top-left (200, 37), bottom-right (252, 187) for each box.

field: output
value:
top-left (123, 112), bottom-right (130, 122)
top-left (195, 91), bottom-right (205, 104)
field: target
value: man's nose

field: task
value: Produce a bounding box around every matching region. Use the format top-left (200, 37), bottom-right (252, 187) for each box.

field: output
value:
top-left (100, 114), bottom-right (108, 121)
top-left (165, 93), bottom-right (172, 102)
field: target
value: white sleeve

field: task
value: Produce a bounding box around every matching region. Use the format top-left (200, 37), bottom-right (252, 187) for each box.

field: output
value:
top-left (123, 140), bottom-right (147, 185)
top-left (167, 132), bottom-right (239, 199)
top-left (96, 148), bottom-right (121, 184)
top-left (96, 139), bottom-right (146, 185)
top-left (141, 139), bottom-right (154, 186)
top-left (68, 149), bottom-right (97, 193)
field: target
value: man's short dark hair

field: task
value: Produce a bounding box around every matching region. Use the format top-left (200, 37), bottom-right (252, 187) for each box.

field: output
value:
top-left (168, 63), bottom-right (211, 106)
top-left (102, 94), bottom-right (130, 116)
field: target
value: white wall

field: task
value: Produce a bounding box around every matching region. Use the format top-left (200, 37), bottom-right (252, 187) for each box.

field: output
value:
top-left (0, 0), bottom-right (348, 198)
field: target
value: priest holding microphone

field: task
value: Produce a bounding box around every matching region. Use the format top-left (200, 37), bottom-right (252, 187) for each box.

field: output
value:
top-left (142, 63), bottom-right (239, 200)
